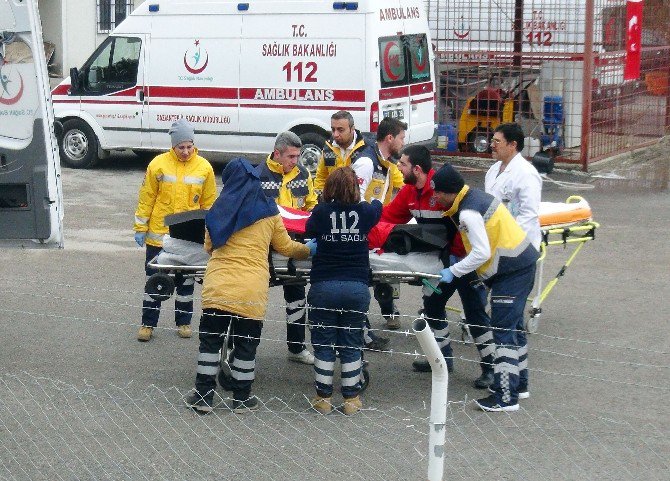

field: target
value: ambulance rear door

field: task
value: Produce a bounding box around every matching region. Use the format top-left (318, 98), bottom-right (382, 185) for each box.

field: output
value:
top-left (0, 0), bottom-right (63, 248)
top-left (375, 0), bottom-right (434, 144)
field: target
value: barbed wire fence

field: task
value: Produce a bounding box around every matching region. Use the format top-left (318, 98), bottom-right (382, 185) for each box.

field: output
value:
top-left (1, 276), bottom-right (669, 480)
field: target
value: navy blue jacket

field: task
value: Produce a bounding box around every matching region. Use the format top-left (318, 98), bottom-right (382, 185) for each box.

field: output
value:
top-left (306, 200), bottom-right (382, 284)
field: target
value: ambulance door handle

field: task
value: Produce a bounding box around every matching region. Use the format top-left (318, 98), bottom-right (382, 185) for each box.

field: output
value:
top-left (136, 89), bottom-right (145, 102)
top-left (411, 102), bottom-right (417, 111)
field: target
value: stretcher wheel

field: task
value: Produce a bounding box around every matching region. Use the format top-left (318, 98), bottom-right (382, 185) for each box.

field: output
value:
top-left (145, 273), bottom-right (175, 302)
top-left (524, 315), bottom-right (539, 334)
top-left (359, 367), bottom-right (370, 394)
top-left (373, 283), bottom-right (394, 302)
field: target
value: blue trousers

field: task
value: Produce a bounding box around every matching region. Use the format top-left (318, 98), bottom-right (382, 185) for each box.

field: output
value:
top-left (486, 263), bottom-right (536, 405)
top-left (308, 280), bottom-right (370, 399)
top-left (283, 283), bottom-right (307, 354)
top-left (423, 274), bottom-right (492, 372)
top-left (142, 245), bottom-right (194, 327)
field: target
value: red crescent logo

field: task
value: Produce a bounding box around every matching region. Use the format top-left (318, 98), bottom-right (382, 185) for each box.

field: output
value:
top-left (454, 29), bottom-right (470, 39)
top-left (413, 50), bottom-right (427, 72)
top-left (383, 42), bottom-right (401, 81)
top-left (0, 72), bottom-right (24, 105)
top-left (183, 52), bottom-right (209, 74)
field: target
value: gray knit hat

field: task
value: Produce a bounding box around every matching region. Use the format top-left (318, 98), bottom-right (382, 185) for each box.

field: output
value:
top-left (431, 163), bottom-right (465, 194)
top-left (168, 119), bottom-right (195, 147)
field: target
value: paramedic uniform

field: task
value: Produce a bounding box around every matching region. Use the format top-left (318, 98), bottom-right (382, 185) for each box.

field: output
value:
top-left (305, 199), bottom-right (383, 399)
top-left (134, 149), bottom-right (216, 327)
top-left (257, 155), bottom-right (317, 355)
top-left (314, 130), bottom-right (403, 203)
top-left (484, 152), bottom-right (542, 391)
top-left (382, 170), bottom-right (493, 373)
top-left (445, 186), bottom-right (539, 405)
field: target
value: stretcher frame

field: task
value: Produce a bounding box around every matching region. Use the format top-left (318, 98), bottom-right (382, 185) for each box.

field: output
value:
top-left (145, 196), bottom-right (597, 335)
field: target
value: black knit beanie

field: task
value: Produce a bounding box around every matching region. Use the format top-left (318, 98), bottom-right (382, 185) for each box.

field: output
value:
top-left (431, 163), bottom-right (465, 193)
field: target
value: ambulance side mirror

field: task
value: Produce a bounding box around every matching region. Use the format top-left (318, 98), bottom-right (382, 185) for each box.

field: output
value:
top-left (69, 67), bottom-right (80, 93)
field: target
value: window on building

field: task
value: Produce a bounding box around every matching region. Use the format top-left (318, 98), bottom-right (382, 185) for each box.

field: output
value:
top-left (97, 1), bottom-right (134, 34)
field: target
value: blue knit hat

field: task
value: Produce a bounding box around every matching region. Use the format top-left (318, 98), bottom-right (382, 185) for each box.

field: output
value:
top-left (431, 163), bottom-right (465, 193)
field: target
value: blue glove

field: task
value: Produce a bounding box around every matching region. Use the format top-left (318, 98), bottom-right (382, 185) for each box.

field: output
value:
top-left (134, 232), bottom-right (146, 247)
top-left (439, 267), bottom-right (454, 284)
top-left (305, 238), bottom-right (317, 256)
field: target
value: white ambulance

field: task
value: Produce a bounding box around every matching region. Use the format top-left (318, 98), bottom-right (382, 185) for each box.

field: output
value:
top-left (52, 0), bottom-right (436, 169)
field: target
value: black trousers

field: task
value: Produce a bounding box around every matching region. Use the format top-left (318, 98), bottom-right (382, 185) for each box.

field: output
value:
top-left (195, 308), bottom-right (262, 401)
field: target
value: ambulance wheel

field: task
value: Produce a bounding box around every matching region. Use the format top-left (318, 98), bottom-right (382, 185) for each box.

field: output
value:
top-left (145, 274), bottom-right (175, 302)
top-left (298, 132), bottom-right (327, 175)
top-left (60, 119), bottom-right (100, 168)
top-left (466, 129), bottom-right (491, 154)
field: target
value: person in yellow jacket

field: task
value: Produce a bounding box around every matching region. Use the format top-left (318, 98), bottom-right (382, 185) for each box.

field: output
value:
top-left (184, 158), bottom-right (312, 414)
top-left (314, 112), bottom-right (404, 204)
top-left (257, 132), bottom-right (318, 365)
top-left (431, 163), bottom-right (539, 413)
top-left (133, 119), bottom-right (216, 342)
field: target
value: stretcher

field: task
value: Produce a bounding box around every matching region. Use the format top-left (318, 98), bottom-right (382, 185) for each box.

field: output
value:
top-left (145, 196), bottom-right (597, 334)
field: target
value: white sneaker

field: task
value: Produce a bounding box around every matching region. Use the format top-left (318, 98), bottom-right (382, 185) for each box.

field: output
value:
top-left (288, 349), bottom-right (315, 365)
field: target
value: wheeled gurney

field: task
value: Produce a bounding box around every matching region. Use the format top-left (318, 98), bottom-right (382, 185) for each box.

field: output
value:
top-left (145, 197), bottom-right (598, 333)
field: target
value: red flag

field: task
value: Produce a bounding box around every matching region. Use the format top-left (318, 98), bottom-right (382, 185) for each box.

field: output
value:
top-left (624, 0), bottom-right (644, 80)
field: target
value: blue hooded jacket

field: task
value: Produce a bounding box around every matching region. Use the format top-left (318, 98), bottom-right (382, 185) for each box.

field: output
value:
top-left (205, 158), bottom-right (279, 249)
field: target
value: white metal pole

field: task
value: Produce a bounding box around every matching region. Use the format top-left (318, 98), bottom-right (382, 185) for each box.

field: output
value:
top-left (413, 317), bottom-right (448, 481)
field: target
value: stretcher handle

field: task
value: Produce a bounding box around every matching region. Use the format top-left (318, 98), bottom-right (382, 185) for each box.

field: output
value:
top-left (422, 278), bottom-right (442, 295)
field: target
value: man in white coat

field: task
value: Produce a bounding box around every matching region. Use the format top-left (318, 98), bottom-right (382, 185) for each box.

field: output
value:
top-left (484, 122), bottom-right (542, 400)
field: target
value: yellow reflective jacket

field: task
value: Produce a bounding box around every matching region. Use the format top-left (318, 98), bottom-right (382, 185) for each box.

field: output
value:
top-left (134, 148), bottom-right (216, 247)
top-left (364, 155), bottom-right (403, 206)
top-left (445, 185), bottom-right (538, 279)
top-left (257, 155), bottom-right (318, 211)
top-left (314, 132), bottom-right (403, 206)
top-left (314, 133), bottom-right (368, 194)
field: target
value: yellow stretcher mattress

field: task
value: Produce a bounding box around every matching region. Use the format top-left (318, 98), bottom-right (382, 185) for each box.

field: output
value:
top-left (539, 197), bottom-right (592, 228)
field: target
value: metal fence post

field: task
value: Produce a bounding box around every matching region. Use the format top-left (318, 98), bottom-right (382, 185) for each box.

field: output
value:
top-left (413, 317), bottom-right (448, 481)
top-left (580, 0), bottom-right (596, 171)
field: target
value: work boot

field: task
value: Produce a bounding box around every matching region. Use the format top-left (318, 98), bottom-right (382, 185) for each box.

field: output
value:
top-left (137, 326), bottom-right (153, 342)
top-left (343, 396), bottom-right (363, 415)
top-left (365, 336), bottom-right (390, 351)
top-left (412, 357), bottom-right (453, 373)
top-left (177, 324), bottom-right (192, 338)
top-left (473, 371), bottom-right (494, 389)
top-left (475, 395), bottom-right (519, 413)
top-left (384, 310), bottom-right (402, 330)
top-left (311, 395), bottom-right (333, 415)
top-left (184, 390), bottom-right (214, 414)
top-left (232, 396), bottom-right (260, 414)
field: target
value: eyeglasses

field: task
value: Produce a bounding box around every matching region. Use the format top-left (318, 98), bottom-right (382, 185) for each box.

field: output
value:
top-left (491, 138), bottom-right (505, 144)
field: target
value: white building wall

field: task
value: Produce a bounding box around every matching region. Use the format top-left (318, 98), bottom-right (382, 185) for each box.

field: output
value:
top-left (37, 0), bottom-right (62, 75)
top-left (38, 0), bottom-right (142, 78)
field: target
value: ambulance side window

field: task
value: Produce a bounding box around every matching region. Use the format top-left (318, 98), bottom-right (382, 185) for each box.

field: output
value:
top-left (82, 36), bottom-right (141, 94)
top-left (378, 34), bottom-right (431, 88)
